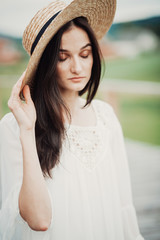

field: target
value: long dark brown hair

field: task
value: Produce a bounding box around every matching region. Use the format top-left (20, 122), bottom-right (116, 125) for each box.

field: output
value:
top-left (31, 17), bottom-right (102, 177)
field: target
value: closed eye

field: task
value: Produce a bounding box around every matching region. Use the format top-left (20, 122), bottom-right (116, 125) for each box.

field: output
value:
top-left (81, 55), bottom-right (89, 59)
top-left (80, 49), bottom-right (92, 59)
top-left (58, 53), bottom-right (69, 62)
top-left (59, 57), bottom-right (67, 62)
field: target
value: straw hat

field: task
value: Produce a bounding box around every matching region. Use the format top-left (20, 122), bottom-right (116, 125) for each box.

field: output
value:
top-left (22, 0), bottom-right (116, 90)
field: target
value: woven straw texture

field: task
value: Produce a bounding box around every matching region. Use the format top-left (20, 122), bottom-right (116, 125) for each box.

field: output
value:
top-left (22, 0), bottom-right (116, 90)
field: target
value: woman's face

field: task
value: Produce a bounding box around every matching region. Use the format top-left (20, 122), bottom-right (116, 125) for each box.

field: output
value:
top-left (56, 26), bottom-right (93, 95)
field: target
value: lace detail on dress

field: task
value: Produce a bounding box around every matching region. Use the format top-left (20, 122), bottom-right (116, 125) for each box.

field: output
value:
top-left (64, 127), bottom-right (104, 171)
top-left (63, 100), bottom-right (114, 171)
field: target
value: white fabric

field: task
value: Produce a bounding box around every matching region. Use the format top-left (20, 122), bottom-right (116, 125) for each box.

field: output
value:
top-left (0, 99), bottom-right (144, 240)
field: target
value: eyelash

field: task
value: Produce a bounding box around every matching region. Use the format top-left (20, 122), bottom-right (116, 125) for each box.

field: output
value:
top-left (59, 58), bottom-right (67, 62)
top-left (59, 54), bottom-right (89, 62)
top-left (81, 55), bottom-right (89, 59)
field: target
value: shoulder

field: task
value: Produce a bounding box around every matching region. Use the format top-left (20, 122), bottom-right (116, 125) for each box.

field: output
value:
top-left (0, 112), bottom-right (20, 145)
top-left (92, 99), bottom-right (121, 129)
top-left (92, 98), bottom-right (113, 109)
top-left (92, 99), bottom-right (116, 119)
top-left (0, 112), bottom-right (19, 132)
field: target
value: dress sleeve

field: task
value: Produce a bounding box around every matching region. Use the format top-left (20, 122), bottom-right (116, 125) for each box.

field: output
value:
top-left (0, 113), bottom-right (54, 239)
top-left (110, 107), bottom-right (144, 240)
top-left (0, 113), bottom-right (26, 239)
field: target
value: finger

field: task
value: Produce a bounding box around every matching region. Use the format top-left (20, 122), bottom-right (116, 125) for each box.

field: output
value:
top-left (8, 72), bottom-right (26, 109)
top-left (8, 91), bottom-right (20, 111)
top-left (10, 72), bottom-right (26, 98)
top-left (16, 71), bottom-right (26, 89)
top-left (23, 85), bottom-right (32, 104)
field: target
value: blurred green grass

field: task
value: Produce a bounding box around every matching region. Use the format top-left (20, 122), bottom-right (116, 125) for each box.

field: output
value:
top-left (119, 94), bottom-right (160, 145)
top-left (104, 51), bottom-right (160, 82)
top-left (0, 87), bottom-right (11, 116)
top-left (0, 50), bottom-right (160, 145)
top-left (0, 57), bottom-right (29, 75)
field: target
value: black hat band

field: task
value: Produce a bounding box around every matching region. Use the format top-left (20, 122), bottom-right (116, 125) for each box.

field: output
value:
top-left (31, 10), bottom-right (61, 55)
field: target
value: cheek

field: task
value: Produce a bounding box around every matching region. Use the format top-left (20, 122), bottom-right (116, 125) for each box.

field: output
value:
top-left (85, 57), bottom-right (93, 74)
top-left (56, 63), bottom-right (69, 78)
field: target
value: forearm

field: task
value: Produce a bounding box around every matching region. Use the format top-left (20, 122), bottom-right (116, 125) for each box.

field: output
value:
top-left (19, 129), bottom-right (52, 231)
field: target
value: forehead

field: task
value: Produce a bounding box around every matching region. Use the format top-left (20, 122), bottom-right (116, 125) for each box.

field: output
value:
top-left (60, 26), bottom-right (91, 51)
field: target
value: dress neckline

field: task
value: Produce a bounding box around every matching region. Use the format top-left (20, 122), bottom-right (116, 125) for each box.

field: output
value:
top-left (64, 99), bottom-right (99, 130)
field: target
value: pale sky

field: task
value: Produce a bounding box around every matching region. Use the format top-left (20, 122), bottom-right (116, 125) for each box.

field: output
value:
top-left (0, 0), bottom-right (160, 37)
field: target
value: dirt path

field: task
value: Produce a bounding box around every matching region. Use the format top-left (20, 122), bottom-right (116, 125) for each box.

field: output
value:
top-left (100, 79), bottom-right (160, 95)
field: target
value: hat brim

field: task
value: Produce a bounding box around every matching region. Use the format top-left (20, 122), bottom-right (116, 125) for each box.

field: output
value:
top-left (22, 0), bottom-right (116, 90)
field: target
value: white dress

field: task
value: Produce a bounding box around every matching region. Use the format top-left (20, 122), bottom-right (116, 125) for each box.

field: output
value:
top-left (0, 99), bottom-right (144, 240)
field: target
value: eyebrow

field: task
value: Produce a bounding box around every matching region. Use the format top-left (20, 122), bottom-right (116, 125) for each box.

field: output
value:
top-left (59, 43), bottom-right (92, 52)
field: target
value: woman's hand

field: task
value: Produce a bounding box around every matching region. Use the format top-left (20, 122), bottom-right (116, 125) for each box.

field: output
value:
top-left (8, 71), bottom-right (36, 131)
top-left (8, 73), bottom-right (52, 230)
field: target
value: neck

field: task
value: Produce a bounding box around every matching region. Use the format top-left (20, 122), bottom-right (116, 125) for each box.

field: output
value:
top-left (61, 91), bottom-right (84, 123)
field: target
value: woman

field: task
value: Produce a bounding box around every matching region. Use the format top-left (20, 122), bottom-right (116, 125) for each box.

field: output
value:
top-left (0, 0), bottom-right (144, 239)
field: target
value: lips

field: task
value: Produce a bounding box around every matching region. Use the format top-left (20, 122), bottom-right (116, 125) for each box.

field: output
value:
top-left (68, 77), bottom-right (85, 82)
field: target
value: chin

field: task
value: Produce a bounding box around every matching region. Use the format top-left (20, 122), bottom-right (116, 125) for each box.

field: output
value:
top-left (71, 83), bottom-right (87, 92)
top-left (59, 80), bottom-right (89, 94)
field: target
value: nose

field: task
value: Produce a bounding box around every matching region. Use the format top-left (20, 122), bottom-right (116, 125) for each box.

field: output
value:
top-left (70, 56), bottom-right (82, 75)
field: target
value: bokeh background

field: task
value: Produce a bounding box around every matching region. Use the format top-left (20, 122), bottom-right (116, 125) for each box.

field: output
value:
top-left (0, 0), bottom-right (160, 239)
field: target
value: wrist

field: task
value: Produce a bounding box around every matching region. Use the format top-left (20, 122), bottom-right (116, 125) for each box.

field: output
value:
top-left (20, 127), bottom-right (36, 142)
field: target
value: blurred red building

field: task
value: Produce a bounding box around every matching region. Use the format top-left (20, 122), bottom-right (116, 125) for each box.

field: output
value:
top-left (0, 38), bottom-right (21, 65)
